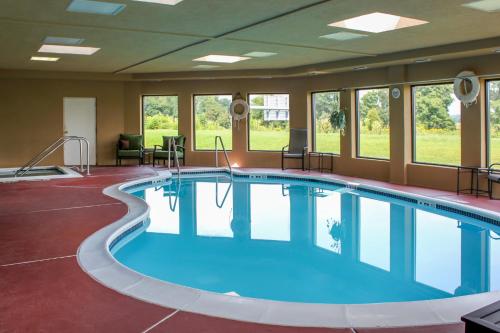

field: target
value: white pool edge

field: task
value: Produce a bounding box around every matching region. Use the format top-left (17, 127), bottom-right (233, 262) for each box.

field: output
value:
top-left (77, 168), bottom-right (500, 328)
top-left (0, 165), bottom-right (83, 183)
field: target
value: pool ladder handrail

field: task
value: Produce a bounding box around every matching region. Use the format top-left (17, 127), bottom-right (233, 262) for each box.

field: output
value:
top-left (215, 136), bottom-right (232, 176)
top-left (167, 137), bottom-right (181, 181)
top-left (15, 135), bottom-right (90, 177)
top-left (215, 176), bottom-right (232, 208)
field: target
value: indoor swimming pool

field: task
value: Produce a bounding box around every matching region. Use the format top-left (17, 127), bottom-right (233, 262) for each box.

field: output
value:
top-left (111, 173), bottom-right (500, 305)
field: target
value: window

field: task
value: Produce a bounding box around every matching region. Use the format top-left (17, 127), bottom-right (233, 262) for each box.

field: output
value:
top-left (193, 94), bottom-right (232, 150)
top-left (250, 184), bottom-right (290, 241)
top-left (412, 84), bottom-right (461, 166)
top-left (314, 189), bottom-right (342, 254)
top-left (312, 91), bottom-right (341, 154)
top-left (415, 210), bottom-right (460, 294)
top-left (487, 80), bottom-right (500, 165)
top-left (359, 197), bottom-right (391, 271)
top-left (142, 95), bottom-right (178, 148)
top-left (356, 88), bottom-right (390, 159)
top-left (248, 94), bottom-right (290, 151)
top-left (196, 181), bottom-right (233, 237)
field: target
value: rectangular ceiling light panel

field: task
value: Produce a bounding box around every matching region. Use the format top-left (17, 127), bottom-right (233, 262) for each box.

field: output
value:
top-left (243, 52), bottom-right (277, 57)
top-left (193, 55), bottom-right (250, 63)
top-left (462, 0), bottom-right (500, 12)
top-left (31, 56), bottom-right (60, 62)
top-left (320, 32), bottom-right (368, 40)
top-left (38, 44), bottom-right (100, 55)
top-left (66, 0), bottom-right (126, 15)
top-left (133, 0), bottom-right (184, 4)
top-left (43, 36), bottom-right (84, 45)
top-left (329, 12), bottom-right (428, 33)
top-left (193, 65), bottom-right (220, 69)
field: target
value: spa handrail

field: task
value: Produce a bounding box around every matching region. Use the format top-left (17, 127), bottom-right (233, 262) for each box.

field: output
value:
top-left (215, 136), bottom-right (232, 175)
top-left (15, 136), bottom-right (90, 177)
top-left (215, 176), bottom-right (232, 208)
top-left (167, 138), bottom-right (181, 181)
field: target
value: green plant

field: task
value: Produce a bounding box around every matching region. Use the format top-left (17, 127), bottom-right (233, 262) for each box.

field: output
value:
top-left (329, 107), bottom-right (347, 136)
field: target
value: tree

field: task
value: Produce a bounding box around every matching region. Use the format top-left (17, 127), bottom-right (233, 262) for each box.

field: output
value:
top-left (415, 85), bottom-right (456, 130)
top-left (314, 92), bottom-right (340, 134)
top-left (143, 96), bottom-right (178, 117)
top-left (358, 89), bottom-right (389, 128)
top-left (195, 95), bottom-right (231, 129)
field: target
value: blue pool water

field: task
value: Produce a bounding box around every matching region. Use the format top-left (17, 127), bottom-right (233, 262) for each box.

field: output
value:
top-left (113, 174), bottom-right (500, 304)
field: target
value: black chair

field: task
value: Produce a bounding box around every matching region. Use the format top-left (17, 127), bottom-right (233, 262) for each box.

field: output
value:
top-left (487, 163), bottom-right (500, 199)
top-left (282, 128), bottom-right (308, 171)
top-left (153, 135), bottom-right (186, 167)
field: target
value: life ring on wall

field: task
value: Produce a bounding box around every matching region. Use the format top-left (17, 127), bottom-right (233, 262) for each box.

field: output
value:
top-left (454, 70), bottom-right (480, 108)
top-left (230, 94), bottom-right (249, 121)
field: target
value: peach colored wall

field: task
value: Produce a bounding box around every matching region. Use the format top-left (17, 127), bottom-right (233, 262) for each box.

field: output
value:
top-left (0, 77), bottom-right (125, 167)
top-left (1, 53), bottom-right (499, 194)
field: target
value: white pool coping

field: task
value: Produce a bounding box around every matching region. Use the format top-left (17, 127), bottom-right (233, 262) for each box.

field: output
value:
top-left (0, 165), bottom-right (83, 183)
top-left (77, 168), bottom-right (500, 328)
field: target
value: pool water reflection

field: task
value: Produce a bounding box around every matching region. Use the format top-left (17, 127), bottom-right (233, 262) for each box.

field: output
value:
top-left (113, 175), bottom-right (500, 304)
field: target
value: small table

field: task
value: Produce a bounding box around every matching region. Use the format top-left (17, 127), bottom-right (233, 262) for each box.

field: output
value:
top-left (456, 166), bottom-right (489, 197)
top-left (308, 152), bottom-right (334, 173)
top-left (143, 148), bottom-right (154, 165)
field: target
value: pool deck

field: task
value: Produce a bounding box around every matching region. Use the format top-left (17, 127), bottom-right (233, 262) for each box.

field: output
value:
top-left (0, 166), bottom-right (498, 333)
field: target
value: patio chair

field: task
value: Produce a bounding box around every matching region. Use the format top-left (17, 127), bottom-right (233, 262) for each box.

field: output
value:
top-left (487, 163), bottom-right (500, 199)
top-left (282, 128), bottom-right (308, 171)
top-left (153, 135), bottom-right (186, 167)
top-left (116, 134), bottom-right (144, 166)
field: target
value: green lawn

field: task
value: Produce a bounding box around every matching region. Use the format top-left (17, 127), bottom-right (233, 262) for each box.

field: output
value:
top-left (145, 129), bottom-right (500, 165)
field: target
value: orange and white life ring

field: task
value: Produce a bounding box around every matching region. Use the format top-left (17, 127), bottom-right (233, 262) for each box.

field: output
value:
top-left (454, 71), bottom-right (480, 108)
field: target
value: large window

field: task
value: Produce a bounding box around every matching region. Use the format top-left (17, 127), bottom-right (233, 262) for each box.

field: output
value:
top-left (142, 95), bottom-right (178, 148)
top-left (487, 80), bottom-right (500, 164)
top-left (312, 91), bottom-right (341, 154)
top-left (412, 84), bottom-right (461, 166)
top-left (193, 94), bottom-right (232, 150)
top-left (356, 88), bottom-right (390, 159)
top-left (248, 94), bottom-right (290, 151)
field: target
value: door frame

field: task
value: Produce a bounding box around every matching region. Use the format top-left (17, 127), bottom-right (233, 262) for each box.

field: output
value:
top-left (63, 97), bottom-right (98, 166)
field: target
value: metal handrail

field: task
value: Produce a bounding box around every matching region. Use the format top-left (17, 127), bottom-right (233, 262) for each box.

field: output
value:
top-left (167, 138), bottom-right (181, 181)
top-left (215, 136), bottom-right (232, 175)
top-left (15, 136), bottom-right (90, 177)
top-left (215, 176), bottom-right (232, 208)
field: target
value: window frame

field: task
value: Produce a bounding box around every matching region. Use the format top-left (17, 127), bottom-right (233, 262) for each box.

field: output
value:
top-left (355, 87), bottom-right (390, 161)
top-left (141, 94), bottom-right (179, 149)
top-left (410, 82), bottom-right (461, 167)
top-left (246, 92), bottom-right (291, 152)
top-left (485, 79), bottom-right (500, 166)
top-left (310, 90), bottom-right (342, 155)
top-left (192, 93), bottom-right (233, 151)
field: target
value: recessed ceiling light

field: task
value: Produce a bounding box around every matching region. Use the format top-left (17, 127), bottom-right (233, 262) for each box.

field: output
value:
top-left (193, 64), bottom-right (220, 69)
top-left (66, 0), bottom-right (126, 15)
top-left (133, 0), bottom-right (183, 4)
top-left (353, 66), bottom-right (368, 71)
top-left (38, 44), bottom-right (100, 55)
top-left (415, 58), bottom-right (432, 63)
top-left (193, 55), bottom-right (250, 63)
top-left (243, 52), bottom-right (277, 57)
top-left (462, 0), bottom-right (500, 12)
top-left (329, 12), bottom-right (428, 33)
top-left (43, 36), bottom-right (84, 46)
top-left (30, 56), bottom-right (60, 62)
top-left (320, 32), bottom-right (368, 41)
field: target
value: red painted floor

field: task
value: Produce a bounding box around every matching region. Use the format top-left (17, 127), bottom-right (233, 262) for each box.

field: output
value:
top-left (0, 166), bottom-right (497, 332)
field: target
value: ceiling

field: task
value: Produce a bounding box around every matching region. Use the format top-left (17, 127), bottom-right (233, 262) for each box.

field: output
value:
top-left (0, 0), bottom-right (499, 77)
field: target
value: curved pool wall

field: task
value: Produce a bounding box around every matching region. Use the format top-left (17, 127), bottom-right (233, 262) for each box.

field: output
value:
top-left (78, 168), bottom-right (500, 328)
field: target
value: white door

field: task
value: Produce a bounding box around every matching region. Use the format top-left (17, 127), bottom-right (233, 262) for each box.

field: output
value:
top-left (63, 97), bottom-right (97, 166)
